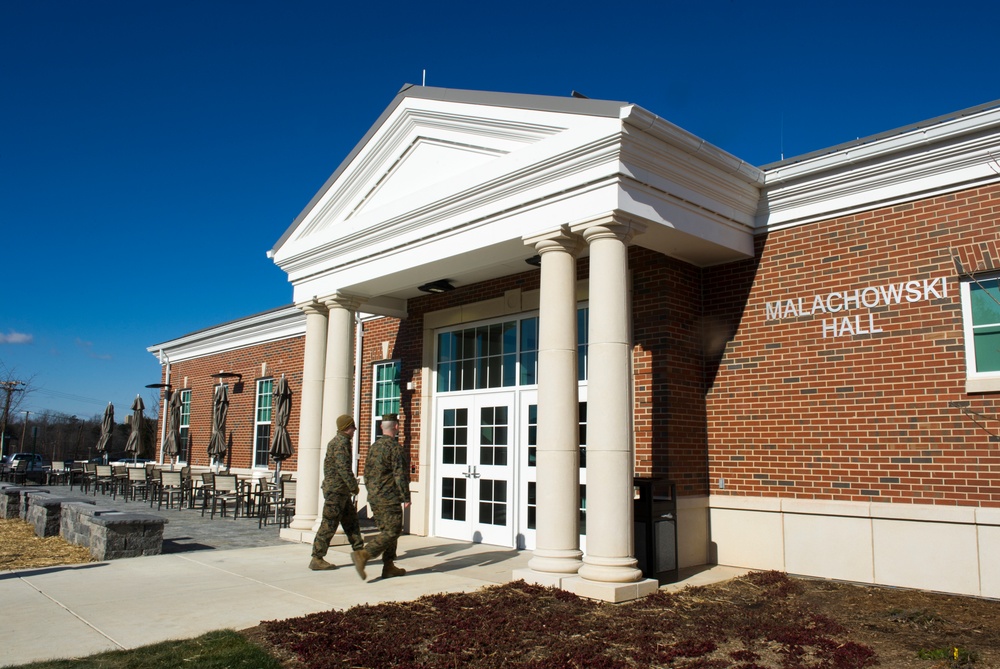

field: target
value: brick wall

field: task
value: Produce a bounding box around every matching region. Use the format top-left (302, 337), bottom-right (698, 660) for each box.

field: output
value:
top-left (154, 336), bottom-right (304, 470)
top-left (704, 183), bottom-right (1000, 507)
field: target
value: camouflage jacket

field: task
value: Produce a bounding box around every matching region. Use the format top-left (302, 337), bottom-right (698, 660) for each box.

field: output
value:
top-left (321, 431), bottom-right (359, 498)
top-left (363, 434), bottom-right (410, 506)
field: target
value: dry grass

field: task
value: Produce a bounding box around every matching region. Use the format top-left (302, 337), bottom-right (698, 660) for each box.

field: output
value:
top-left (0, 518), bottom-right (94, 571)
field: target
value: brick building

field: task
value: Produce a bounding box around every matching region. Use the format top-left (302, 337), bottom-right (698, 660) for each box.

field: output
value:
top-left (150, 88), bottom-right (1000, 601)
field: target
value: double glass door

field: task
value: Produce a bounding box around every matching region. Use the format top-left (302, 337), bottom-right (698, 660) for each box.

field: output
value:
top-left (435, 392), bottom-right (515, 546)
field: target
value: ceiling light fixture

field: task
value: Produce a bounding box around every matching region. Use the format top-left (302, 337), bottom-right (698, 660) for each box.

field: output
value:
top-left (417, 279), bottom-right (455, 294)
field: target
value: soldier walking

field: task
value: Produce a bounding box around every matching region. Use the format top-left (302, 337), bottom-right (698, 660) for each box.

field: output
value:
top-left (351, 413), bottom-right (410, 580)
top-left (309, 414), bottom-right (365, 570)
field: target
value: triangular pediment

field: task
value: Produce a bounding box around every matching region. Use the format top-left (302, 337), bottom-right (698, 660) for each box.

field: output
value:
top-left (273, 88), bottom-right (625, 253)
top-left (271, 87), bottom-right (761, 311)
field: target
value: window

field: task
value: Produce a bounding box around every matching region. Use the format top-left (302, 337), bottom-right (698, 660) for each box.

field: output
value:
top-left (438, 308), bottom-right (589, 392)
top-left (962, 276), bottom-right (1000, 392)
top-left (373, 361), bottom-right (401, 438)
top-left (254, 378), bottom-right (273, 468)
top-left (179, 389), bottom-right (191, 463)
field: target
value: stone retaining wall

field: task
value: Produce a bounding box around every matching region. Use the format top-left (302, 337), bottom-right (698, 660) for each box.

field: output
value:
top-left (0, 484), bottom-right (166, 560)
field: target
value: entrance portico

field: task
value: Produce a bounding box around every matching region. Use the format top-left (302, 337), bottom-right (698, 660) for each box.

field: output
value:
top-left (270, 86), bottom-right (760, 600)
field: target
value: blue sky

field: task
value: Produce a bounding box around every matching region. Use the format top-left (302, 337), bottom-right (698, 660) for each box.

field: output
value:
top-left (2, 0), bottom-right (998, 419)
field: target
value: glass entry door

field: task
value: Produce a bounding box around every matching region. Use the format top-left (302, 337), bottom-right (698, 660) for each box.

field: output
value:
top-left (517, 388), bottom-right (588, 551)
top-left (435, 392), bottom-right (516, 546)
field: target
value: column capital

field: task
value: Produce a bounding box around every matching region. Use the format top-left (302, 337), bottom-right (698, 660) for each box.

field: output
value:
top-left (524, 225), bottom-right (584, 257)
top-left (573, 216), bottom-right (646, 245)
top-left (296, 299), bottom-right (328, 316)
top-left (322, 293), bottom-right (362, 312)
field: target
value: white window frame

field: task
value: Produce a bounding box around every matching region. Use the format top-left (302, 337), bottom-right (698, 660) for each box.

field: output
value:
top-left (253, 378), bottom-right (274, 469)
top-left (179, 389), bottom-right (191, 464)
top-left (961, 275), bottom-right (1000, 393)
top-left (372, 360), bottom-right (401, 441)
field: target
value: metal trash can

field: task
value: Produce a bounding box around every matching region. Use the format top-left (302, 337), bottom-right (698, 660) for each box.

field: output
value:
top-left (633, 478), bottom-right (678, 584)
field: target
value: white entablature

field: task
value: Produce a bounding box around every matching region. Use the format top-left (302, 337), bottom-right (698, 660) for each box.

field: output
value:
top-left (270, 86), bottom-right (763, 314)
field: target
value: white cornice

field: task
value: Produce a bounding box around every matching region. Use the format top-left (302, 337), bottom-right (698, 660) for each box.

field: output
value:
top-left (146, 306), bottom-right (305, 363)
top-left (276, 130), bottom-right (623, 284)
top-left (620, 105), bottom-right (765, 187)
top-left (759, 104), bottom-right (1000, 231)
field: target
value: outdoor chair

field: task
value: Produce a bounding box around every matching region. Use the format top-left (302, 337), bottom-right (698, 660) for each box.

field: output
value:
top-left (9, 460), bottom-right (29, 485)
top-left (68, 462), bottom-right (86, 491)
top-left (46, 461), bottom-right (69, 486)
top-left (94, 465), bottom-right (115, 496)
top-left (81, 462), bottom-right (97, 493)
top-left (275, 480), bottom-right (296, 528)
top-left (195, 472), bottom-right (215, 511)
top-left (207, 474), bottom-right (241, 519)
top-left (112, 466), bottom-right (129, 499)
top-left (147, 468), bottom-right (161, 504)
top-left (255, 479), bottom-right (282, 528)
top-left (156, 470), bottom-right (185, 510)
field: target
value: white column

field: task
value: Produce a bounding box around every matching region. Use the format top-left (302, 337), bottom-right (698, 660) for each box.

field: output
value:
top-left (565, 219), bottom-right (658, 603)
top-left (288, 301), bottom-right (327, 535)
top-left (514, 229), bottom-right (584, 587)
top-left (313, 295), bottom-right (359, 530)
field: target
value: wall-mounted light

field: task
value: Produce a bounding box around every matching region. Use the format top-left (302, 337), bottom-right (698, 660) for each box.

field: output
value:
top-left (210, 371), bottom-right (243, 382)
top-left (145, 382), bottom-right (173, 397)
top-left (417, 279), bottom-right (455, 294)
top-left (525, 255), bottom-right (541, 267)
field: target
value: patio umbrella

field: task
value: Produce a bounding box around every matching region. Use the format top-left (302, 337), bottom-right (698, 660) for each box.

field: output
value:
top-left (268, 375), bottom-right (293, 484)
top-left (96, 402), bottom-right (114, 464)
top-left (163, 390), bottom-right (182, 469)
top-left (207, 383), bottom-right (229, 472)
top-left (124, 395), bottom-right (145, 463)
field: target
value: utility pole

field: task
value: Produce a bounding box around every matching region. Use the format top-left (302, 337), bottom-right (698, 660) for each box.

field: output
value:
top-left (0, 380), bottom-right (23, 460)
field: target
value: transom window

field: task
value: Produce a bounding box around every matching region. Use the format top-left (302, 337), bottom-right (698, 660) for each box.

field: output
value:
top-left (437, 309), bottom-right (589, 392)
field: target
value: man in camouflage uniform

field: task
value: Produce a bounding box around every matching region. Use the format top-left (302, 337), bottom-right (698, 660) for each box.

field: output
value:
top-left (351, 413), bottom-right (410, 580)
top-left (309, 414), bottom-right (365, 571)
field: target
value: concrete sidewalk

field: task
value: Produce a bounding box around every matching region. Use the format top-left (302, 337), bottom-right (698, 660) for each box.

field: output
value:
top-left (2, 485), bottom-right (747, 666)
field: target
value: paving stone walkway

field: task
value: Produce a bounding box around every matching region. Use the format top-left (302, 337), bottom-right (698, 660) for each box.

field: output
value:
top-left (22, 481), bottom-right (292, 552)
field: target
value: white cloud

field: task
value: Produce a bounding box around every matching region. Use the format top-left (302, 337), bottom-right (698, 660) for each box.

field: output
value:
top-left (0, 330), bottom-right (33, 344)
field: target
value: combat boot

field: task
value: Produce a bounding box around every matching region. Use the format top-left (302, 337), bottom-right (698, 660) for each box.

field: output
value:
top-left (309, 557), bottom-right (336, 571)
top-left (351, 549), bottom-right (370, 580)
top-left (381, 561), bottom-right (406, 578)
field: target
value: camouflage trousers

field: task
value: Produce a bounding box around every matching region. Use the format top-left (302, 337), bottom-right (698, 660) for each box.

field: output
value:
top-left (311, 493), bottom-right (364, 558)
top-left (364, 502), bottom-right (403, 562)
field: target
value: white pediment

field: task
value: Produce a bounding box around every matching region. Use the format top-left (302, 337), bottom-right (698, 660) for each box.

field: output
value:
top-left (271, 87), bottom-right (762, 310)
top-left (289, 101), bottom-right (569, 242)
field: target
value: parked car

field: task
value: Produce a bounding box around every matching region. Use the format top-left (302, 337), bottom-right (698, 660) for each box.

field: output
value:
top-left (9, 452), bottom-right (49, 471)
top-left (110, 457), bottom-right (155, 466)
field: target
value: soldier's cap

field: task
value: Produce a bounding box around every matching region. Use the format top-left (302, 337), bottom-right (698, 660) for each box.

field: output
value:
top-left (336, 414), bottom-right (356, 431)
top-left (381, 413), bottom-right (398, 423)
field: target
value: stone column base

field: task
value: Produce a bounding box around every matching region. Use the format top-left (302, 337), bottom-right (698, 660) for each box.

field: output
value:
top-left (512, 567), bottom-right (575, 589)
top-left (562, 576), bottom-right (660, 603)
top-left (280, 527), bottom-right (316, 544)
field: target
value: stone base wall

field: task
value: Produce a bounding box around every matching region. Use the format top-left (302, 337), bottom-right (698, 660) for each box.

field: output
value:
top-left (60, 503), bottom-right (165, 560)
top-left (0, 485), bottom-right (165, 560)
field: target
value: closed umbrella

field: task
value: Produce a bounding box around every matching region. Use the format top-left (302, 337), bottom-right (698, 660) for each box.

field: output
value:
top-left (96, 402), bottom-right (114, 464)
top-left (207, 383), bottom-right (229, 472)
top-left (268, 375), bottom-right (293, 484)
top-left (124, 395), bottom-right (145, 463)
top-left (163, 391), bottom-right (182, 469)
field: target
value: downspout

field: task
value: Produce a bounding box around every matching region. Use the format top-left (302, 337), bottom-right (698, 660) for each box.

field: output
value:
top-left (158, 350), bottom-right (171, 464)
top-left (353, 313), bottom-right (364, 476)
